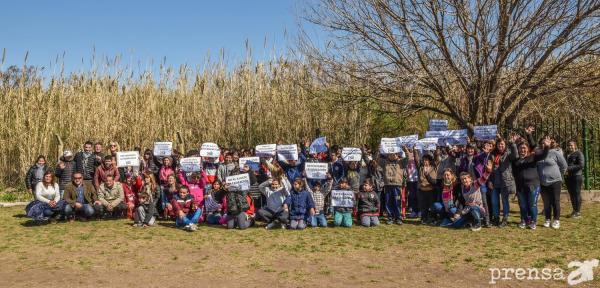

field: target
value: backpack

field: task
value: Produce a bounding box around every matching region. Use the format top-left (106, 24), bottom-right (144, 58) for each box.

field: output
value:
top-left (227, 192), bottom-right (250, 216)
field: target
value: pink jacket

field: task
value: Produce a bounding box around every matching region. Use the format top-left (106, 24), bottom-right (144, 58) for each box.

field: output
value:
top-left (178, 170), bottom-right (207, 207)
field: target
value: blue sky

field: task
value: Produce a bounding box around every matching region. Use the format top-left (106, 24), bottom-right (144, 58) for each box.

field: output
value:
top-left (1, 0), bottom-right (310, 74)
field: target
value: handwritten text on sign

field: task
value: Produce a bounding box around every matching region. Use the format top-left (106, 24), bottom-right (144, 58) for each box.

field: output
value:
top-left (153, 142), bottom-right (172, 156)
top-left (226, 174), bottom-right (251, 191)
top-left (116, 151), bottom-right (140, 167)
top-left (277, 144), bottom-right (298, 161)
top-left (305, 162), bottom-right (328, 179)
top-left (331, 190), bottom-right (355, 208)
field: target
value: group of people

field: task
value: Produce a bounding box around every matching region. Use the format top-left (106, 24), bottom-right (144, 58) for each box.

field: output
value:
top-left (24, 125), bottom-right (585, 232)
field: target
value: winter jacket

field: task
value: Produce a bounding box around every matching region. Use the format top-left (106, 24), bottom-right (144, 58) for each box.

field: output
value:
top-left (490, 143), bottom-right (518, 190)
top-left (171, 194), bottom-right (196, 215)
top-left (97, 183), bottom-right (124, 207)
top-left (279, 153), bottom-right (306, 182)
top-left (74, 152), bottom-right (98, 180)
top-left (537, 148), bottom-right (568, 186)
top-left (566, 150), bottom-right (585, 177)
top-left (461, 169), bottom-right (491, 213)
top-left (63, 181), bottom-right (97, 206)
top-left (379, 157), bottom-right (406, 186)
top-left (93, 164), bottom-right (120, 188)
top-left (283, 189), bottom-right (315, 220)
top-left (513, 148), bottom-right (548, 188)
top-left (25, 164), bottom-right (48, 190)
top-left (357, 191), bottom-right (379, 216)
top-left (55, 157), bottom-right (76, 191)
top-left (178, 171), bottom-right (207, 207)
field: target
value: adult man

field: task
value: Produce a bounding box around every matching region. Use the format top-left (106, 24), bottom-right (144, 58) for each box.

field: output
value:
top-left (94, 175), bottom-right (126, 218)
top-left (74, 141), bottom-right (98, 184)
top-left (63, 172), bottom-right (97, 221)
top-left (93, 155), bottom-right (120, 189)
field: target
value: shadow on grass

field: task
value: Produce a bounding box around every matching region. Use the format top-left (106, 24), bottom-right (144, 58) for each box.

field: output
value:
top-left (20, 219), bottom-right (51, 227)
top-left (13, 213), bottom-right (28, 218)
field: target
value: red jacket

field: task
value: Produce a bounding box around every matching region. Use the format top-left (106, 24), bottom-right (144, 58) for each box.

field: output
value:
top-left (171, 194), bottom-right (196, 215)
top-left (122, 176), bottom-right (143, 206)
top-left (93, 164), bottom-right (120, 188)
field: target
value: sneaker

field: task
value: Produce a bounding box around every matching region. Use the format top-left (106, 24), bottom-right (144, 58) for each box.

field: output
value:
top-left (189, 224), bottom-right (198, 231)
top-left (183, 224), bottom-right (192, 231)
top-left (543, 219), bottom-right (551, 228)
top-left (499, 218), bottom-right (508, 228)
top-left (395, 219), bottom-right (403, 225)
top-left (265, 222), bottom-right (276, 230)
top-left (132, 223), bottom-right (142, 227)
top-left (387, 219), bottom-right (394, 225)
top-left (573, 212), bottom-right (582, 219)
top-left (518, 222), bottom-right (526, 229)
top-left (280, 223), bottom-right (287, 230)
top-left (551, 220), bottom-right (560, 229)
top-left (471, 225), bottom-right (482, 232)
top-left (528, 223), bottom-right (537, 230)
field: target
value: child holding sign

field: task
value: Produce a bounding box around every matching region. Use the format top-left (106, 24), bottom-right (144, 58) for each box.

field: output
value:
top-left (332, 178), bottom-right (355, 228)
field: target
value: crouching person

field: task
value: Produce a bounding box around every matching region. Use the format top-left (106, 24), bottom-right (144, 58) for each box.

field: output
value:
top-left (223, 184), bottom-right (254, 230)
top-left (257, 178), bottom-right (290, 230)
top-left (453, 160), bottom-right (493, 231)
top-left (133, 173), bottom-right (160, 227)
top-left (172, 186), bottom-right (201, 231)
top-left (283, 178), bottom-right (315, 230)
top-left (63, 172), bottom-right (97, 221)
top-left (358, 179), bottom-right (380, 227)
top-left (94, 175), bottom-right (126, 219)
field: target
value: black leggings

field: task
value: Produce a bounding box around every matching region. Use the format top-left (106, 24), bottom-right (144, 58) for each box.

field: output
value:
top-left (540, 182), bottom-right (562, 220)
top-left (566, 175), bottom-right (583, 213)
top-left (418, 190), bottom-right (435, 222)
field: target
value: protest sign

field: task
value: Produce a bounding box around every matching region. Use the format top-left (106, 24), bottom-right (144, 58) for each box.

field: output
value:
top-left (200, 142), bottom-right (221, 158)
top-left (397, 135), bottom-right (419, 147)
top-left (415, 138), bottom-right (439, 151)
top-left (309, 137), bottom-right (328, 154)
top-left (445, 129), bottom-right (469, 145)
top-left (277, 144), bottom-right (298, 161)
top-left (255, 144), bottom-right (276, 157)
top-left (474, 125), bottom-right (498, 141)
top-left (153, 142), bottom-right (172, 156)
top-left (331, 190), bottom-right (354, 208)
top-left (341, 147), bottom-right (362, 162)
top-left (116, 151), bottom-right (140, 167)
top-left (429, 119), bottom-right (448, 131)
top-left (239, 157), bottom-right (260, 171)
top-left (179, 157), bottom-right (202, 172)
top-left (380, 138), bottom-right (402, 154)
top-left (305, 162), bottom-right (328, 179)
top-left (226, 174), bottom-right (251, 191)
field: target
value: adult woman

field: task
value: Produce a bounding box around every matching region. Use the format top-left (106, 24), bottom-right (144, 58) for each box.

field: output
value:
top-left (565, 140), bottom-right (585, 219)
top-left (537, 136), bottom-right (567, 229)
top-left (489, 137), bottom-right (518, 227)
top-left (25, 171), bottom-right (65, 221)
top-left (25, 155), bottom-right (48, 196)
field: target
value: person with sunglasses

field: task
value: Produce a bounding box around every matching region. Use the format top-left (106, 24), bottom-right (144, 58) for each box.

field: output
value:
top-left (63, 172), bottom-right (98, 221)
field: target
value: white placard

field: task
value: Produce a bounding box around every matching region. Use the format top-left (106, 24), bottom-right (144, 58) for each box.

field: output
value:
top-left (415, 138), bottom-right (439, 151)
top-left (341, 147), bottom-right (362, 162)
top-left (153, 142), bottom-right (173, 156)
top-left (255, 144), bottom-right (276, 157)
top-left (380, 138), bottom-right (402, 154)
top-left (180, 157), bottom-right (202, 172)
top-left (305, 162), bottom-right (329, 179)
top-left (116, 151), bottom-right (140, 167)
top-left (239, 157), bottom-right (260, 171)
top-left (331, 190), bottom-right (354, 208)
top-left (226, 174), bottom-right (251, 191)
top-left (429, 119), bottom-right (448, 131)
top-left (200, 142), bottom-right (221, 158)
top-left (474, 125), bottom-right (498, 141)
top-left (397, 135), bottom-right (419, 147)
top-left (277, 144), bottom-right (298, 161)
top-left (445, 129), bottom-right (469, 145)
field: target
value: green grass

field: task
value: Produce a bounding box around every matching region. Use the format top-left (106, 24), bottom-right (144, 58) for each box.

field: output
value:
top-left (0, 203), bottom-right (599, 287)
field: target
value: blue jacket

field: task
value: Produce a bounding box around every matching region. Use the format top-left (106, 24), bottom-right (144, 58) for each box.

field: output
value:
top-left (280, 153), bottom-right (306, 182)
top-left (284, 189), bottom-right (315, 220)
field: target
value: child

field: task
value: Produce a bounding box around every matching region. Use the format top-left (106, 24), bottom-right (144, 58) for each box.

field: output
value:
top-left (122, 173), bottom-right (142, 220)
top-left (453, 160), bottom-right (493, 231)
top-left (223, 184), bottom-right (254, 230)
top-left (357, 179), bottom-right (380, 227)
top-left (304, 177), bottom-right (332, 228)
top-left (172, 186), bottom-right (201, 231)
top-left (204, 180), bottom-right (225, 225)
top-left (178, 170), bottom-right (207, 222)
top-left (133, 173), bottom-right (160, 227)
top-left (161, 174), bottom-right (179, 219)
top-left (257, 177), bottom-right (290, 229)
top-left (283, 177), bottom-right (315, 230)
top-left (332, 178), bottom-right (355, 228)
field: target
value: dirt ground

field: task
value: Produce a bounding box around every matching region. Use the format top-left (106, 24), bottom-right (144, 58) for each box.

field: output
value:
top-left (0, 202), bottom-right (599, 288)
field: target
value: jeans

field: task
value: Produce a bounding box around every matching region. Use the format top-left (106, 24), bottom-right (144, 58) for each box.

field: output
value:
top-left (490, 187), bottom-right (511, 219)
top-left (134, 204), bottom-right (156, 225)
top-left (480, 185), bottom-right (490, 223)
top-left (226, 212), bottom-right (252, 229)
top-left (206, 213), bottom-right (223, 225)
top-left (64, 203), bottom-right (95, 218)
top-left (432, 202), bottom-right (457, 220)
top-left (309, 211), bottom-right (327, 227)
top-left (175, 209), bottom-right (202, 227)
top-left (333, 211), bottom-right (352, 227)
top-left (360, 215), bottom-right (379, 227)
top-left (384, 185), bottom-right (402, 220)
top-left (566, 175), bottom-right (582, 213)
top-left (452, 206), bottom-right (481, 228)
top-left (516, 185), bottom-right (539, 223)
top-left (540, 182), bottom-right (562, 220)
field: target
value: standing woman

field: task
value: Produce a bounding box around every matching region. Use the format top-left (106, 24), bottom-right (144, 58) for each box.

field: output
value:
top-left (565, 140), bottom-right (585, 219)
top-left (537, 136), bottom-right (567, 229)
top-left (25, 171), bottom-right (64, 221)
top-left (489, 137), bottom-right (518, 227)
top-left (25, 155), bottom-right (48, 196)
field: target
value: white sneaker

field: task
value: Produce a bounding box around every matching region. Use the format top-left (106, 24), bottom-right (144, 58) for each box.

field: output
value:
top-left (280, 223), bottom-right (287, 230)
top-left (265, 222), bottom-right (276, 230)
top-left (551, 220), bottom-right (560, 229)
top-left (183, 224), bottom-right (192, 231)
top-left (543, 220), bottom-right (551, 228)
top-left (189, 224), bottom-right (198, 231)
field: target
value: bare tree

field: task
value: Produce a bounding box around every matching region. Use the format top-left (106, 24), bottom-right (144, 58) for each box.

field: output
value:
top-left (300, 0), bottom-right (600, 130)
